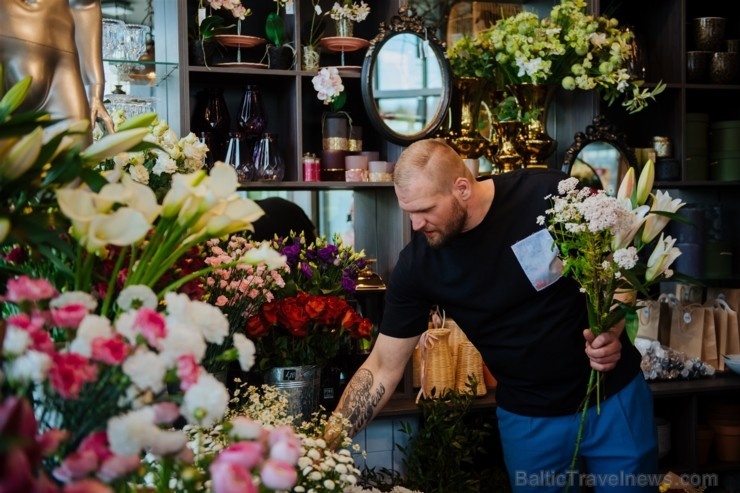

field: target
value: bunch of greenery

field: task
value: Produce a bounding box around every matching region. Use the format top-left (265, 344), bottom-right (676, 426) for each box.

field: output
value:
top-left (447, 34), bottom-right (498, 82)
top-left (396, 378), bottom-right (505, 493)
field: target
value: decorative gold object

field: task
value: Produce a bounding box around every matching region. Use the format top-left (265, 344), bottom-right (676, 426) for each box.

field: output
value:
top-left (508, 83), bottom-right (557, 168)
top-left (492, 120), bottom-right (524, 172)
top-left (444, 76), bottom-right (490, 159)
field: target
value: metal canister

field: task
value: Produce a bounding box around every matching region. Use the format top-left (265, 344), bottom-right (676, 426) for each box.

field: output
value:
top-left (652, 136), bottom-right (673, 158)
top-left (302, 152), bottom-right (321, 182)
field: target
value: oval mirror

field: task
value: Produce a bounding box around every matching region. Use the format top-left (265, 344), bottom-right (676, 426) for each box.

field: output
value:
top-left (562, 115), bottom-right (637, 196)
top-left (361, 7), bottom-right (452, 146)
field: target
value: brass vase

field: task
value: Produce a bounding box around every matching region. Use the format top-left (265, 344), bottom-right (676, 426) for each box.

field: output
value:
top-left (492, 120), bottom-right (524, 172)
top-left (508, 83), bottom-right (557, 168)
top-left (481, 88), bottom-right (510, 173)
top-left (444, 76), bottom-right (490, 159)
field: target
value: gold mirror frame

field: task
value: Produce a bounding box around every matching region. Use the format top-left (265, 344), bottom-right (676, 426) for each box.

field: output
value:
top-left (360, 6), bottom-right (452, 146)
top-left (562, 115), bottom-right (638, 196)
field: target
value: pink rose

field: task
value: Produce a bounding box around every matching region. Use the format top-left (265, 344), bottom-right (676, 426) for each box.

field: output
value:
top-left (176, 354), bottom-right (200, 391)
top-left (268, 425), bottom-right (301, 464)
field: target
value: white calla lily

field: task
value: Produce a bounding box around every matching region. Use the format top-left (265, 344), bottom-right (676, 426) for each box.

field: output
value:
top-left (205, 198), bottom-right (264, 237)
top-left (204, 162), bottom-right (239, 199)
top-left (121, 175), bottom-right (161, 224)
top-left (85, 208), bottom-right (151, 252)
top-left (161, 169), bottom-right (208, 218)
top-left (56, 188), bottom-right (99, 221)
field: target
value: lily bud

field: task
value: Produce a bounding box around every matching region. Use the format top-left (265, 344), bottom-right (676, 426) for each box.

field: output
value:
top-left (80, 128), bottom-right (149, 164)
top-left (2, 126), bottom-right (43, 181)
top-left (636, 159), bottom-right (655, 205)
top-left (0, 76), bottom-right (32, 114)
top-left (116, 112), bottom-right (158, 131)
top-left (0, 217), bottom-right (9, 243)
top-left (617, 166), bottom-right (635, 202)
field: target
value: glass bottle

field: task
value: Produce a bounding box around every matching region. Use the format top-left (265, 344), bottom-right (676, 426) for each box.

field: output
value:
top-left (190, 87), bottom-right (231, 163)
top-left (252, 133), bottom-right (285, 181)
top-left (237, 85), bottom-right (267, 155)
top-left (224, 131), bottom-right (254, 184)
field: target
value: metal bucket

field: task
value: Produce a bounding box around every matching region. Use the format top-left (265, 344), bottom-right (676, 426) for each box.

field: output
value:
top-left (263, 365), bottom-right (321, 424)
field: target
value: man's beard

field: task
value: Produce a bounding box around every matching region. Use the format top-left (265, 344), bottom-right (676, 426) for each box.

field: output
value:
top-left (425, 198), bottom-right (467, 249)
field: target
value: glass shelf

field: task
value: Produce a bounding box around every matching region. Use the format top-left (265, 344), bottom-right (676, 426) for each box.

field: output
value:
top-left (103, 59), bottom-right (178, 86)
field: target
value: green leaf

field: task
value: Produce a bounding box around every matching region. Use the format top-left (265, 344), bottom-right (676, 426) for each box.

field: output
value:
top-left (265, 12), bottom-right (286, 46)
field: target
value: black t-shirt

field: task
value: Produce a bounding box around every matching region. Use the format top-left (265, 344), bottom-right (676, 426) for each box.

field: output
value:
top-left (380, 168), bottom-right (641, 417)
top-left (250, 197), bottom-right (317, 245)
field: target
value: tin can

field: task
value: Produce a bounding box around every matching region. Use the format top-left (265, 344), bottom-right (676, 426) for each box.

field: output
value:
top-left (302, 153), bottom-right (321, 182)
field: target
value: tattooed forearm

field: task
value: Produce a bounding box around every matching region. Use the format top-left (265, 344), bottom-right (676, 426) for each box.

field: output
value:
top-left (337, 368), bottom-right (386, 437)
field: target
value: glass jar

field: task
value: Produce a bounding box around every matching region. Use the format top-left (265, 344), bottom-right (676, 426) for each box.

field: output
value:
top-left (224, 131), bottom-right (254, 184)
top-left (252, 133), bottom-right (285, 181)
top-left (237, 85), bottom-right (267, 155)
top-left (190, 87), bottom-right (230, 162)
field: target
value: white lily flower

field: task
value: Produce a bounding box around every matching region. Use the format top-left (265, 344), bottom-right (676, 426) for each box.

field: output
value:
top-left (646, 233), bottom-right (682, 281)
top-left (642, 190), bottom-right (685, 244)
top-left (80, 127), bottom-right (150, 164)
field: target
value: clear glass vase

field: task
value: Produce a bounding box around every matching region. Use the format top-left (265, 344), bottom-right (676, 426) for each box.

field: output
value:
top-left (252, 133), bottom-right (286, 181)
top-left (237, 84), bottom-right (267, 155)
top-left (224, 132), bottom-right (254, 184)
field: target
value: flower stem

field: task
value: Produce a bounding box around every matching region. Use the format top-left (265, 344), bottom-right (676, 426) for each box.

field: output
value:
top-left (566, 367), bottom-right (600, 493)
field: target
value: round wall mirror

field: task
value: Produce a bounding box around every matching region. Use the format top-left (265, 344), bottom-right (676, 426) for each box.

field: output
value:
top-left (361, 7), bottom-right (452, 146)
top-left (562, 115), bottom-right (637, 196)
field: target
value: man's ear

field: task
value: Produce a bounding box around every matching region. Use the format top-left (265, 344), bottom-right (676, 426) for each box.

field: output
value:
top-left (453, 176), bottom-right (472, 200)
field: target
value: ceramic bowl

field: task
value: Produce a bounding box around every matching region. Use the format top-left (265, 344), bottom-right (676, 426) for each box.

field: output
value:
top-left (694, 17), bottom-right (726, 51)
top-left (725, 354), bottom-right (740, 375)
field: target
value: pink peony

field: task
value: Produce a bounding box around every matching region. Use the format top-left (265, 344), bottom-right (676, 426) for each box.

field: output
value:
top-left (213, 441), bottom-right (266, 470)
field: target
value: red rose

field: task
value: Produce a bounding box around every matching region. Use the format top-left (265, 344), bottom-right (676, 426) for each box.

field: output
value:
top-left (245, 314), bottom-right (269, 338)
top-left (262, 301), bottom-right (279, 325)
top-left (304, 294), bottom-right (327, 319)
top-left (277, 297), bottom-right (310, 337)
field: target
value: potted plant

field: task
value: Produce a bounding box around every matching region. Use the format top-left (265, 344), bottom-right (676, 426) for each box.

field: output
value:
top-left (265, 0), bottom-right (295, 69)
top-left (191, 0), bottom-right (251, 66)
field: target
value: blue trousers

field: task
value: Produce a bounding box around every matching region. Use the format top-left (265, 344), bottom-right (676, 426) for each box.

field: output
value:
top-left (496, 375), bottom-right (659, 492)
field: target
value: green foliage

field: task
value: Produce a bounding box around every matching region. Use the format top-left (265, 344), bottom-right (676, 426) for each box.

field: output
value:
top-left (447, 35), bottom-right (498, 82)
top-left (397, 378), bottom-right (506, 493)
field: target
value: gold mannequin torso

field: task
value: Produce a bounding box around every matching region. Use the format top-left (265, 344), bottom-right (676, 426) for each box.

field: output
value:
top-left (0, 0), bottom-right (112, 142)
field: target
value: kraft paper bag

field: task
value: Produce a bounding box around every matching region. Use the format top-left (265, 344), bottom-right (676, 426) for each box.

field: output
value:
top-left (707, 287), bottom-right (740, 313)
top-left (669, 303), bottom-right (705, 360)
top-left (637, 299), bottom-right (661, 340)
top-left (700, 306), bottom-right (719, 368)
top-left (711, 297), bottom-right (740, 371)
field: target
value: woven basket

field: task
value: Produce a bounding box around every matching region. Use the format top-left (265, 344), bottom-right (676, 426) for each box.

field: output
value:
top-left (420, 328), bottom-right (455, 399)
top-left (446, 318), bottom-right (469, 374)
top-left (412, 343), bottom-right (422, 388)
top-left (455, 341), bottom-right (487, 396)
